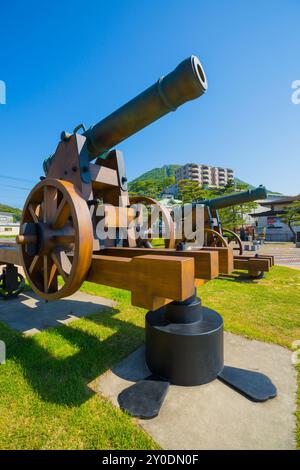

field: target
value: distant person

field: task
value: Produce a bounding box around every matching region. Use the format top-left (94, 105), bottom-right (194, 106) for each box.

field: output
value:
top-left (240, 227), bottom-right (246, 241)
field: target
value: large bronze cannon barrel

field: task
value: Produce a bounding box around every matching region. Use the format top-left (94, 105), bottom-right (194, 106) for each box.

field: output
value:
top-left (43, 56), bottom-right (207, 173)
top-left (84, 55), bottom-right (207, 158)
top-left (198, 185), bottom-right (267, 209)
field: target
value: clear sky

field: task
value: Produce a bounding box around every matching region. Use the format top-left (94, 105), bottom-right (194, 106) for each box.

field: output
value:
top-left (0, 0), bottom-right (299, 208)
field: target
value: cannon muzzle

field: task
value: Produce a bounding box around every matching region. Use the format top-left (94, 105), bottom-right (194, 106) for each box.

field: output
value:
top-left (198, 185), bottom-right (267, 209)
top-left (84, 55), bottom-right (207, 158)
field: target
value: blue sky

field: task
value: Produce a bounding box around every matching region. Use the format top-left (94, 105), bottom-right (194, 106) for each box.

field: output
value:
top-left (0, 0), bottom-right (299, 208)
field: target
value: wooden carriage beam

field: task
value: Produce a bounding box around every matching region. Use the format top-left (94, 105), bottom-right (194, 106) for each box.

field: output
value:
top-left (233, 257), bottom-right (270, 274)
top-left (199, 246), bottom-right (234, 274)
top-left (0, 245), bottom-right (21, 266)
top-left (235, 254), bottom-right (274, 267)
top-left (101, 247), bottom-right (219, 280)
top-left (89, 163), bottom-right (119, 189)
top-left (86, 254), bottom-right (196, 310)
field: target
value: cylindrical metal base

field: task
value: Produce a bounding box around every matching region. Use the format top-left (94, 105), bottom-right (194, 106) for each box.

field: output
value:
top-left (145, 295), bottom-right (224, 386)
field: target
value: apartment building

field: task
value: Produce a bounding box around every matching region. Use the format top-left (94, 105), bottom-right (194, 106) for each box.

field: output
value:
top-left (174, 163), bottom-right (234, 187)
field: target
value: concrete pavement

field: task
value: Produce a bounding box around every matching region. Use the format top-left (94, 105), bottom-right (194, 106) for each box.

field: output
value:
top-left (96, 333), bottom-right (297, 450)
top-left (0, 291), bottom-right (116, 335)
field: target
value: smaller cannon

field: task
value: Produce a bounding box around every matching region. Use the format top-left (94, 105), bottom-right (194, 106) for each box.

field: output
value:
top-left (198, 185), bottom-right (267, 210)
top-left (198, 185), bottom-right (267, 253)
top-left (179, 185), bottom-right (274, 278)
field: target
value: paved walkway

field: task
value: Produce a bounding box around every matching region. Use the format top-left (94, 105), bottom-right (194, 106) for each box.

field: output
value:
top-left (0, 291), bottom-right (116, 335)
top-left (96, 333), bottom-right (297, 450)
top-left (258, 243), bottom-right (300, 270)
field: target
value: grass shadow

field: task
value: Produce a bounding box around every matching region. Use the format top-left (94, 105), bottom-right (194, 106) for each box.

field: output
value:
top-left (219, 271), bottom-right (263, 283)
top-left (0, 305), bottom-right (145, 407)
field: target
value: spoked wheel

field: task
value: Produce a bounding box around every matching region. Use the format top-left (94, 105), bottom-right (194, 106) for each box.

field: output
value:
top-left (222, 228), bottom-right (243, 255)
top-left (176, 228), bottom-right (228, 250)
top-left (204, 228), bottom-right (228, 248)
top-left (250, 271), bottom-right (265, 280)
top-left (129, 196), bottom-right (175, 249)
top-left (17, 178), bottom-right (93, 301)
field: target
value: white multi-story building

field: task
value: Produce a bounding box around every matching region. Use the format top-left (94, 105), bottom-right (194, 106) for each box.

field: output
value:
top-left (174, 163), bottom-right (234, 187)
top-left (0, 212), bottom-right (19, 236)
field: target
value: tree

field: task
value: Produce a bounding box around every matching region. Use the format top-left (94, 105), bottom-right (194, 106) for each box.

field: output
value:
top-left (211, 181), bottom-right (258, 230)
top-left (278, 201), bottom-right (300, 242)
top-left (177, 179), bottom-right (212, 203)
top-left (128, 176), bottom-right (175, 199)
top-left (178, 179), bottom-right (258, 230)
top-left (219, 200), bottom-right (258, 230)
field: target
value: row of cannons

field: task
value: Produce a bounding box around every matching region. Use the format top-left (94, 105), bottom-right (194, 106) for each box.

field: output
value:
top-left (0, 56), bottom-right (276, 417)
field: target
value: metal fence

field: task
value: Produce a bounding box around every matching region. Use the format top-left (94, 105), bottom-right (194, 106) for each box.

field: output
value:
top-left (265, 233), bottom-right (293, 242)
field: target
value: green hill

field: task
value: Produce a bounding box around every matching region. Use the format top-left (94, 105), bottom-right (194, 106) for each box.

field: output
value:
top-left (129, 164), bottom-right (181, 184)
top-left (234, 177), bottom-right (255, 189)
top-left (131, 165), bottom-right (253, 188)
top-left (129, 166), bottom-right (280, 197)
top-left (0, 204), bottom-right (22, 221)
top-left (128, 164), bottom-right (180, 198)
top-left (128, 165), bottom-right (257, 199)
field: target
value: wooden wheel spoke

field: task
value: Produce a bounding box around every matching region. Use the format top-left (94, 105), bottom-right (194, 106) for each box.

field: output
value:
top-left (29, 255), bottom-right (42, 274)
top-left (53, 197), bottom-right (71, 229)
top-left (43, 255), bottom-right (58, 293)
top-left (43, 186), bottom-right (58, 224)
top-left (28, 204), bottom-right (39, 223)
top-left (130, 195), bottom-right (175, 249)
top-left (35, 204), bottom-right (43, 222)
top-left (51, 248), bottom-right (72, 282)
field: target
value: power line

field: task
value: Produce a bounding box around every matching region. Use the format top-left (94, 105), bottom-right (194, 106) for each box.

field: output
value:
top-left (0, 174), bottom-right (36, 184)
top-left (0, 183), bottom-right (31, 191)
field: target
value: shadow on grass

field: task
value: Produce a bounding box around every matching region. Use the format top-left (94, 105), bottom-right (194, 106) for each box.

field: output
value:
top-left (0, 305), bottom-right (144, 407)
top-left (219, 271), bottom-right (264, 283)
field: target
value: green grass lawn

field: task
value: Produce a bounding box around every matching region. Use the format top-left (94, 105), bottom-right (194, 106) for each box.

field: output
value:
top-left (0, 266), bottom-right (299, 449)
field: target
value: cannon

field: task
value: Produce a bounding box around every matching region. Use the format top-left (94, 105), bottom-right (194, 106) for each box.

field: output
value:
top-left (0, 56), bottom-right (276, 417)
top-left (14, 55), bottom-right (208, 302)
top-left (200, 186), bottom-right (274, 277)
top-left (174, 185), bottom-right (275, 278)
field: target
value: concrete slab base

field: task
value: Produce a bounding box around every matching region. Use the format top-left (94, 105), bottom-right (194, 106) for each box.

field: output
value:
top-left (0, 291), bottom-right (116, 335)
top-left (95, 333), bottom-right (297, 450)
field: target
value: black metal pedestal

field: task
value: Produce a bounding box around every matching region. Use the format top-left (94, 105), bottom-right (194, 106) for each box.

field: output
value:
top-left (145, 295), bottom-right (224, 386)
top-left (118, 294), bottom-right (277, 419)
